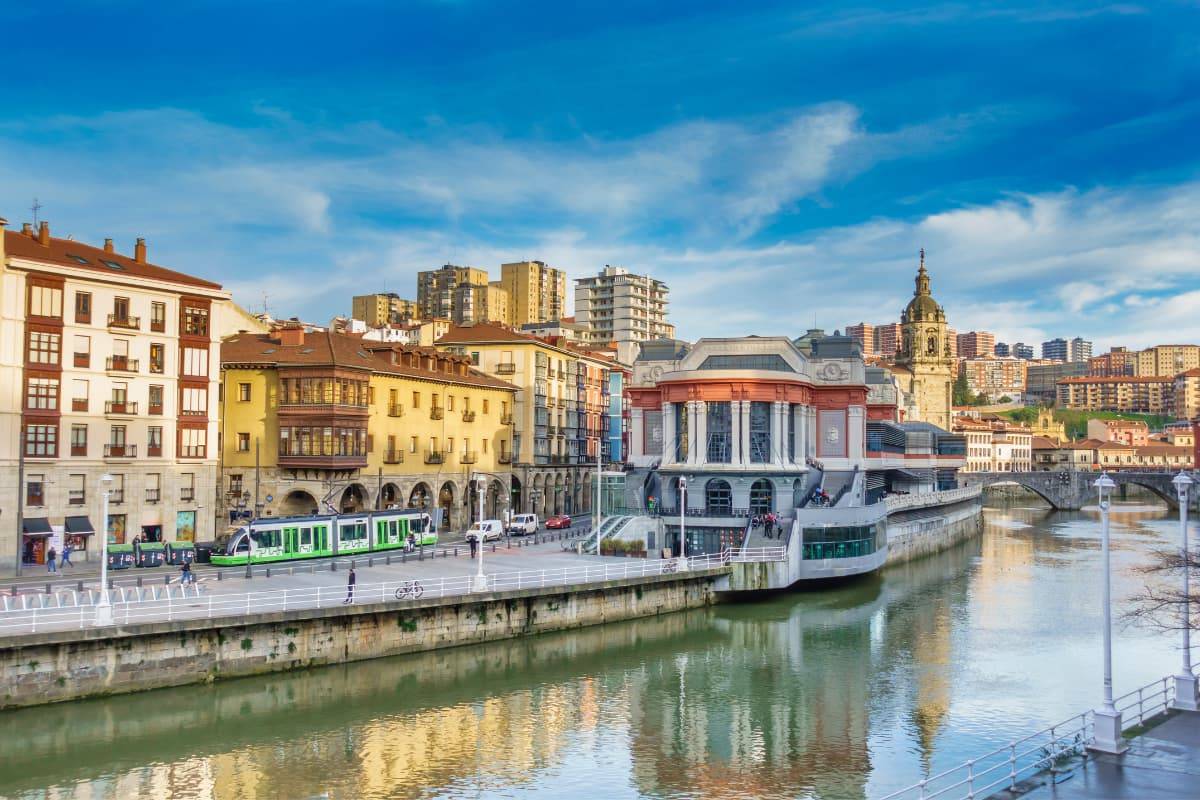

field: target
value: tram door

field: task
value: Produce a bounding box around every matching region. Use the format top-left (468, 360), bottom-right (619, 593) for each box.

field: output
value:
top-left (284, 527), bottom-right (297, 555)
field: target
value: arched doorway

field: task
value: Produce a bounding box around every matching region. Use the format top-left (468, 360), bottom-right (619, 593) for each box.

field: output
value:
top-left (553, 474), bottom-right (564, 515)
top-left (340, 484), bottom-right (367, 513)
top-left (510, 475), bottom-right (523, 515)
top-left (750, 479), bottom-right (774, 515)
top-left (487, 480), bottom-right (503, 519)
top-left (280, 490), bottom-right (318, 516)
top-left (379, 482), bottom-right (401, 509)
top-left (409, 482), bottom-right (432, 514)
top-left (530, 473), bottom-right (545, 517)
top-left (792, 478), bottom-right (805, 509)
top-left (564, 473), bottom-right (574, 514)
top-left (438, 481), bottom-right (456, 531)
top-left (706, 479), bottom-right (732, 515)
top-left (467, 480), bottom-right (481, 524)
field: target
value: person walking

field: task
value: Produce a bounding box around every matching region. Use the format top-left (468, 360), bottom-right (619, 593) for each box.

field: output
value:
top-left (343, 565), bottom-right (356, 604)
top-left (47, 546), bottom-right (57, 573)
top-left (60, 543), bottom-right (73, 569)
top-left (469, 535), bottom-right (478, 560)
top-left (179, 561), bottom-right (194, 585)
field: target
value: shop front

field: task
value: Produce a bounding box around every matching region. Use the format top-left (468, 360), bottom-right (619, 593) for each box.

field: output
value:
top-left (63, 515), bottom-right (96, 562)
top-left (21, 518), bottom-right (53, 565)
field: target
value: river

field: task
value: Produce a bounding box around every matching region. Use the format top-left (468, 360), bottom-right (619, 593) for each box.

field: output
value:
top-left (0, 499), bottom-right (1191, 800)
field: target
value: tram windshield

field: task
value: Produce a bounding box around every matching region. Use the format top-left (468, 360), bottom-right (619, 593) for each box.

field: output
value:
top-left (214, 527), bottom-right (247, 554)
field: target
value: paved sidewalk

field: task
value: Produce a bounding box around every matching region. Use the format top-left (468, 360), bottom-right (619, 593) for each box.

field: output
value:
top-left (1001, 711), bottom-right (1200, 799)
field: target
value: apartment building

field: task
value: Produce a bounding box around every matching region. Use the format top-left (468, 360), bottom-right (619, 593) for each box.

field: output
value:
top-left (1173, 368), bottom-right (1200, 421)
top-left (1042, 337), bottom-right (1093, 363)
top-left (1012, 343), bottom-right (1034, 360)
top-left (955, 331), bottom-right (996, 360)
top-left (1087, 418), bottom-right (1150, 447)
top-left (2, 220), bottom-right (242, 571)
top-left (959, 356), bottom-right (1026, 401)
top-left (952, 418), bottom-right (1032, 472)
top-left (574, 266), bottom-right (675, 364)
top-left (1025, 361), bottom-right (1087, 404)
top-left (1088, 347), bottom-right (1137, 377)
top-left (498, 261), bottom-right (566, 327)
top-left (351, 293), bottom-right (418, 327)
top-left (875, 323), bottom-right (902, 357)
top-left (219, 327), bottom-right (516, 531)
top-left (1056, 376), bottom-right (1173, 414)
top-left (416, 265), bottom-right (508, 325)
top-left (437, 322), bottom-right (617, 518)
top-left (1135, 345), bottom-right (1200, 377)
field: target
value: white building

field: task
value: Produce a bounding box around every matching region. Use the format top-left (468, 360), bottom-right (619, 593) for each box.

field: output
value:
top-left (574, 266), bottom-right (674, 364)
top-left (1, 219), bottom-right (250, 571)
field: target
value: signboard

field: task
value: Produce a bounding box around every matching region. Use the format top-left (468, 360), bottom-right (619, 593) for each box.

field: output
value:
top-left (176, 511), bottom-right (196, 543)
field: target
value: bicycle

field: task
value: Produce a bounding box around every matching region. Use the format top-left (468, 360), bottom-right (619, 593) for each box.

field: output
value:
top-left (394, 581), bottom-right (424, 600)
top-left (662, 559), bottom-right (678, 574)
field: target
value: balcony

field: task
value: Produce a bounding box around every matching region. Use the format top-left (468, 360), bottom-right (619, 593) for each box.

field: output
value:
top-left (496, 363), bottom-right (517, 375)
top-left (501, 413), bottom-right (514, 426)
top-left (150, 318), bottom-right (166, 333)
top-left (145, 489), bottom-right (161, 503)
top-left (148, 444), bottom-right (163, 457)
top-left (180, 489), bottom-right (195, 503)
top-left (149, 403), bottom-right (164, 416)
top-left (548, 425), bottom-right (559, 436)
top-left (68, 490), bottom-right (86, 506)
top-left (498, 452), bottom-right (512, 464)
top-left (73, 353), bottom-right (89, 368)
top-left (105, 356), bottom-right (139, 373)
top-left (460, 451), bottom-right (477, 464)
top-left (387, 403), bottom-right (405, 418)
top-left (110, 491), bottom-right (124, 505)
top-left (430, 406), bottom-right (444, 420)
top-left (424, 450), bottom-right (444, 465)
top-left (383, 449), bottom-right (404, 464)
top-left (107, 314), bottom-right (140, 330)
top-left (105, 400), bottom-right (138, 416)
top-left (72, 399), bottom-right (88, 412)
top-left (276, 453), bottom-right (365, 469)
top-left (462, 410), bottom-right (476, 422)
top-left (104, 444), bottom-right (137, 459)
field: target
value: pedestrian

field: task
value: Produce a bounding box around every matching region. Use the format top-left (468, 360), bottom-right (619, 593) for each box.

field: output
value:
top-left (47, 546), bottom-right (57, 573)
top-left (469, 535), bottom-right (478, 559)
top-left (179, 561), bottom-right (194, 585)
top-left (343, 565), bottom-right (356, 604)
top-left (61, 543), bottom-right (73, 569)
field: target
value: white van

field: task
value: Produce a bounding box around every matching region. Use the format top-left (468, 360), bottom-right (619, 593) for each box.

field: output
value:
top-left (506, 513), bottom-right (539, 536)
top-left (465, 520), bottom-right (504, 542)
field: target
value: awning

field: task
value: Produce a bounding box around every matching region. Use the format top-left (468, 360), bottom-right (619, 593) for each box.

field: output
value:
top-left (22, 518), bottom-right (53, 537)
top-left (64, 516), bottom-right (96, 536)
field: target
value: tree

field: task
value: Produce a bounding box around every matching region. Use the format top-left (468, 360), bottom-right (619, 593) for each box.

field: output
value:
top-left (998, 395), bottom-right (1013, 404)
top-left (952, 371), bottom-right (974, 406)
top-left (1128, 546), bottom-right (1200, 634)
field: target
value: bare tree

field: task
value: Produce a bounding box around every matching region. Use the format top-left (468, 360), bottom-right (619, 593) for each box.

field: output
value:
top-left (1127, 547), bottom-right (1200, 632)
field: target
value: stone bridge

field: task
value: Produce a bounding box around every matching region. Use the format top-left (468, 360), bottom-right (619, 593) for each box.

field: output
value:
top-left (959, 471), bottom-right (1195, 511)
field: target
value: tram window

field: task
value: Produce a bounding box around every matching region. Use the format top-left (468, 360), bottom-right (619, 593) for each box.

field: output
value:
top-left (235, 537), bottom-right (250, 553)
top-left (301, 527), bottom-right (312, 546)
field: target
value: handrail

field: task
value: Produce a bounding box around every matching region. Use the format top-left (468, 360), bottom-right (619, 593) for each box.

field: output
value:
top-left (884, 485), bottom-right (981, 513)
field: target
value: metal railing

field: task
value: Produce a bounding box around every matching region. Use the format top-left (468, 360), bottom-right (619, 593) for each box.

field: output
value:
top-left (107, 314), bottom-right (140, 329)
top-left (885, 485), bottom-right (982, 513)
top-left (430, 406), bottom-right (444, 420)
top-left (387, 403), bottom-right (404, 417)
top-left (728, 546), bottom-right (787, 562)
top-left (0, 551), bottom-right (731, 636)
top-left (105, 356), bottom-right (139, 372)
top-left (878, 674), bottom-right (1177, 800)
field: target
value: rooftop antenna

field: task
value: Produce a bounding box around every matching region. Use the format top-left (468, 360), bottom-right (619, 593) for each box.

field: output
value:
top-left (31, 197), bottom-right (42, 227)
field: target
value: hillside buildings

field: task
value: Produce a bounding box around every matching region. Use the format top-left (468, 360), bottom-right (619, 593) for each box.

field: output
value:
top-left (1088, 347), bottom-right (1137, 377)
top-left (1174, 368), bottom-right (1200, 421)
top-left (416, 265), bottom-right (509, 326)
top-left (574, 266), bottom-right (675, 364)
top-left (1135, 344), bottom-right (1200, 377)
top-left (953, 418), bottom-right (1032, 473)
top-left (960, 357), bottom-right (1026, 402)
top-left (2, 219), bottom-right (249, 570)
top-left (1056, 376), bottom-right (1173, 414)
top-left (956, 331), bottom-right (996, 360)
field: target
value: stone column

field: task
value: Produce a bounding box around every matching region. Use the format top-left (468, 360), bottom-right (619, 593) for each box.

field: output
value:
top-left (630, 407), bottom-right (644, 458)
top-left (661, 402), bottom-right (675, 466)
top-left (738, 401), bottom-right (752, 466)
top-left (770, 401), bottom-right (784, 466)
top-left (695, 401), bottom-right (708, 466)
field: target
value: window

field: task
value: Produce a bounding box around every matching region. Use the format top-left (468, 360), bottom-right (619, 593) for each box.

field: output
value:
top-left (146, 473), bottom-right (161, 503)
top-left (470, 351), bottom-right (480, 365)
top-left (112, 338), bottom-right (129, 358)
top-left (412, 391), bottom-right (421, 409)
top-left (150, 343), bottom-right (165, 374)
top-left (74, 292), bottom-right (92, 323)
top-left (28, 331), bottom-right (60, 365)
top-left (68, 474), bottom-right (85, 506)
top-left (29, 285), bottom-right (63, 318)
top-left (109, 425), bottom-right (127, 447)
top-left (750, 402), bottom-right (772, 463)
top-left (483, 399), bottom-right (489, 414)
top-left (151, 301), bottom-right (166, 332)
top-left (410, 435), bottom-right (418, 453)
top-left (705, 479), bottom-right (733, 515)
top-left (229, 474), bottom-right (243, 496)
top-left (26, 377), bottom-right (59, 411)
top-left (148, 426), bottom-right (163, 456)
top-left (182, 387), bottom-right (208, 415)
top-left (73, 334), bottom-right (90, 368)
top-left (113, 297), bottom-right (130, 323)
top-left (182, 305), bottom-right (208, 336)
top-left (71, 379), bottom-right (88, 412)
top-left (448, 395), bottom-right (455, 411)
top-left (26, 474), bottom-right (44, 507)
top-left (71, 424), bottom-right (87, 456)
top-left (149, 384), bottom-right (164, 414)
top-left (706, 402), bottom-right (732, 463)
top-left (181, 473), bottom-right (196, 502)
top-left (24, 424), bottom-right (57, 457)
top-left (238, 382), bottom-right (251, 401)
top-left (237, 432), bottom-right (250, 452)
top-left (181, 428), bottom-right (206, 458)
top-left (182, 347), bottom-right (208, 377)
top-left (110, 474), bottom-right (126, 504)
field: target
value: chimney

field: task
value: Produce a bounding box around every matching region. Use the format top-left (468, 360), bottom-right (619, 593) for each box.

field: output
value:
top-left (134, 238), bottom-right (147, 263)
top-left (21, 222), bottom-right (33, 237)
top-left (38, 221), bottom-right (49, 246)
top-left (103, 238), bottom-right (114, 253)
top-left (277, 325), bottom-right (305, 347)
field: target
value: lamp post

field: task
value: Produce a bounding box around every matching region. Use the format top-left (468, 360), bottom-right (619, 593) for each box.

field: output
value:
top-left (678, 477), bottom-right (687, 558)
top-left (1173, 472), bottom-right (1198, 710)
top-left (472, 475), bottom-right (487, 592)
top-left (1089, 472), bottom-right (1126, 754)
top-left (95, 474), bottom-right (114, 626)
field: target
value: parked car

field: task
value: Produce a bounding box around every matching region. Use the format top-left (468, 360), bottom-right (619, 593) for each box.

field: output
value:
top-left (506, 513), bottom-right (539, 536)
top-left (546, 515), bottom-right (572, 529)
top-left (465, 520), bottom-right (504, 542)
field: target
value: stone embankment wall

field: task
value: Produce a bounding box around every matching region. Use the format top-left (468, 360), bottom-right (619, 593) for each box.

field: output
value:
top-left (0, 569), bottom-right (726, 710)
top-left (885, 501), bottom-right (983, 566)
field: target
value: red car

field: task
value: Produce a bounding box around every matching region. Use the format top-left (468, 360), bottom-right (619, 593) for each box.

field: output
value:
top-left (546, 515), bottom-right (572, 529)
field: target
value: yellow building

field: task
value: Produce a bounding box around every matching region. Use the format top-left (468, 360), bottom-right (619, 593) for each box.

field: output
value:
top-left (890, 251), bottom-right (954, 430)
top-left (1135, 344), bottom-right (1200, 377)
top-left (438, 322), bottom-right (614, 518)
top-left (1029, 408), bottom-right (1067, 443)
top-left (219, 326), bottom-right (516, 530)
top-left (1173, 368), bottom-right (1200, 421)
top-left (1056, 376), bottom-right (1173, 414)
top-left (351, 293), bottom-right (418, 327)
top-left (498, 261), bottom-right (566, 327)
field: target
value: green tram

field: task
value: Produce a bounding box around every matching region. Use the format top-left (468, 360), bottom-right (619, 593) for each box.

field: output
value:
top-left (210, 508), bottom-right (437, 567)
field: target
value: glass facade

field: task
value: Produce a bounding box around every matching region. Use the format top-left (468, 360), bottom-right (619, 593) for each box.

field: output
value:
top-left (706, 402), bottom-right (732, 463)
top-left (697, 354), bottom-right (794, 372)
top-left (749, 479), bottom-right (773, 515)
top-left (801, 523), bottom-right (886, 560)
top-left (705, 479), bottom-right (732, 515)
top-left (749, 401), bottom-right (771, 463)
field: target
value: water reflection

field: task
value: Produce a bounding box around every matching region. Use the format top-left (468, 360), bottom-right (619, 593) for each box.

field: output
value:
top-left (0, 500), bottom-right (1185, 800)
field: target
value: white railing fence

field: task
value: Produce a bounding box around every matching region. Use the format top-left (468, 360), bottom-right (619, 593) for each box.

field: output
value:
top-left (0, 550), bottom-right (735, 637)
top-left (878, 675), bottom-right (1177, 800)
top-left (728, 546), bottom-right (787, 563)
top-left (885, 485), bottom-right (983, 514)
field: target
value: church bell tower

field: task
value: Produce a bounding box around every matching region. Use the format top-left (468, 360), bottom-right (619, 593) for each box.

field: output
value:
top-left (895, 250), bottom-right (954, 430)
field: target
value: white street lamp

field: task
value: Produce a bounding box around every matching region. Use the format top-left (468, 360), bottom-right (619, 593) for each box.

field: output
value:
top-left (677, 477), bottom-right (689, 572)
top-left (1089, 472), bottom-right (1126, 754)
top-left (472, 476), bottom-right (487, 592)
top-left (1173, 471), bottom-right (1198, 710)
top-left (95, 473), bottom-right (114, 626)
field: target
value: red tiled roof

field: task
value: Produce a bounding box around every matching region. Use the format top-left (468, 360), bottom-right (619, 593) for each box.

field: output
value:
top-left (4, 227), bottom-right (221, 290)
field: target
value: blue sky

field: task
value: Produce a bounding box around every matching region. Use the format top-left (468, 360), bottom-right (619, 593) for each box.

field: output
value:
top-left (1, 1), bottom-right (1198, 350)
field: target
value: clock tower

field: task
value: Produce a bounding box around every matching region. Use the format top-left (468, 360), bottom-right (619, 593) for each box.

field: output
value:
top-left (894, 250), bottom-right (954, 430)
